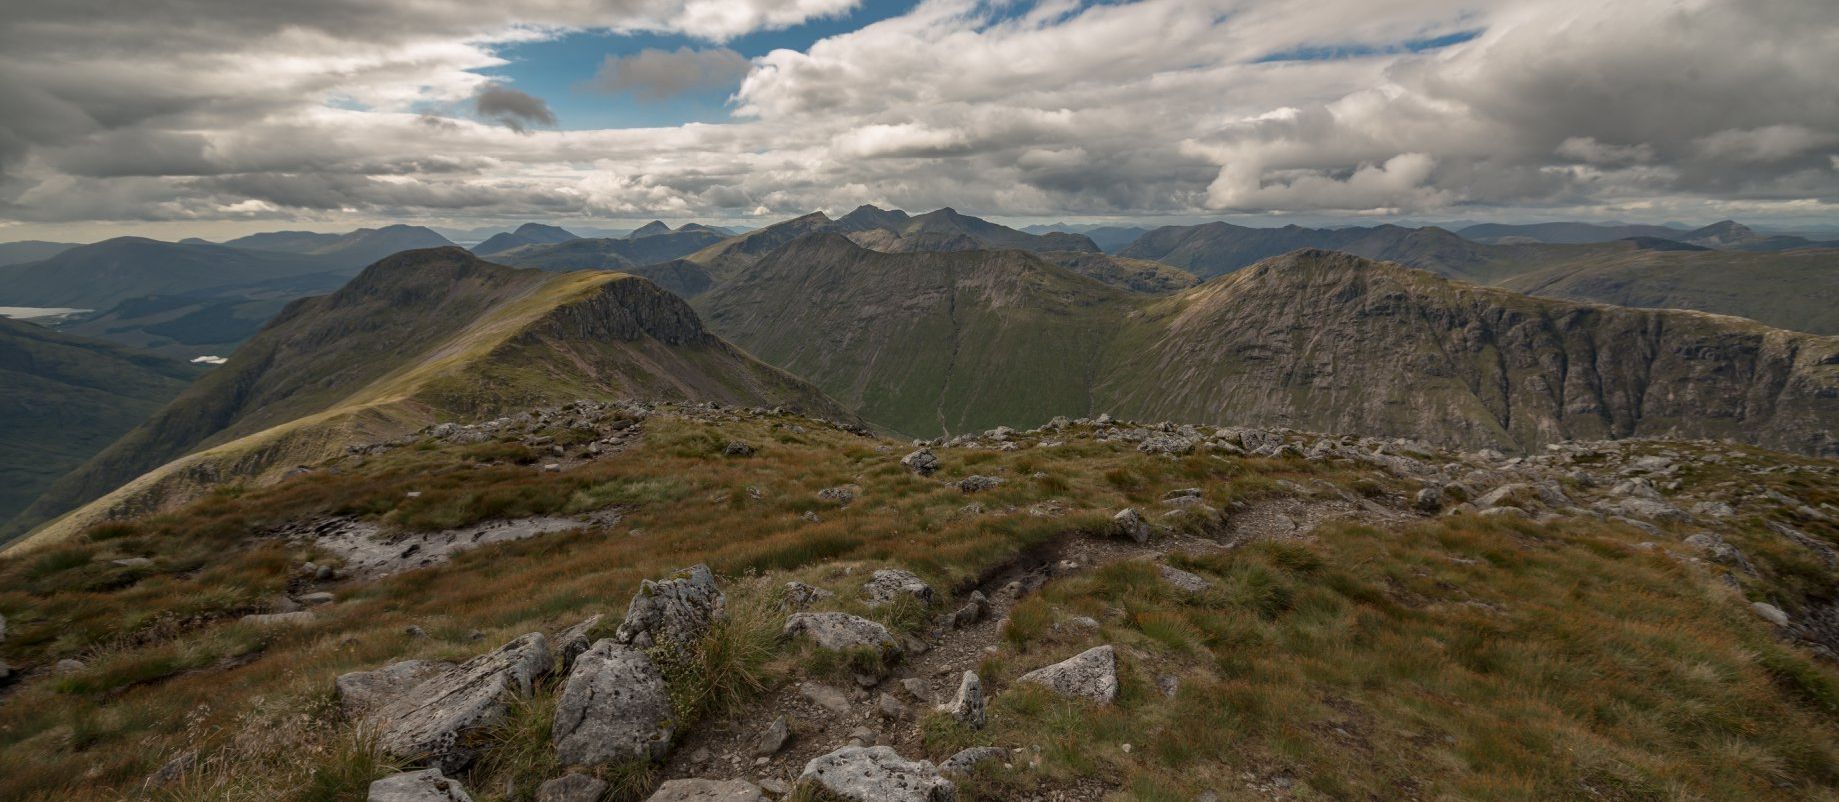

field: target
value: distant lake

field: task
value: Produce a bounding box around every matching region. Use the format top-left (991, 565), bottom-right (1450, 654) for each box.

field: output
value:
top-left (0, 306), bottom-right (90, 320)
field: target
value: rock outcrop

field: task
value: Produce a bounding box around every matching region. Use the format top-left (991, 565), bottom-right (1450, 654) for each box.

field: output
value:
top-left (615, 564), bottom-right (725, 649)
top-left (367, 769), bottom-right (474, 802)
top-left (552, 640), bottom-right (675, 766)
top-left (797, 745), bottom-right (956, 802)
top-left (365, 633), bottom-right (551, 772)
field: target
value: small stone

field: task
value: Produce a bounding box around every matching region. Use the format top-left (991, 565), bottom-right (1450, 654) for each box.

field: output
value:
top-left (240, 612), bottom-right (315, 627)
top-left (1113, 508), bottom-right (1150, 543)
top-left (537, 774), bottom-right (608, 802)
top-left (877, 692), bottom-right (908, 720)
top-left (940, 746), bottom-right (1007, 776)
top-left (644, 779), bottom-right (767, 802)
top-left (367, 769), bottom-right (474, 802)
top-left (298, 591), bottom-right (336, 606)
top-left (817, 486), bottom-right (857, 505)
top-left (315, 565), bottom-right (336, 581)
top-left (939, 671), bottom-right (985, 729)
top-left (862, 568), bottom-right (935, 607)
top-left (111, 557), bottom-right (153, 568)
top-left (799, 682), bottom-right (853, 715)
top-left (756, 715), bottom-right (790, 757)
top-left (779, 581), bottom-right (835, 610)
top-left (724, 441), bottom-right (756, 457)
top-left (958, 475), bottom-right (1003, 493)
top-left (900, 677), bottom-right (931, 702)
top-left (847, 727), bottom-right (878, 747)
top-left (1752, 602), bottom-right (1791, 627)
top-left (1158, 564), bottom-right (1211, 592)
top-left (1413, 486), bottom-right (1444, 512)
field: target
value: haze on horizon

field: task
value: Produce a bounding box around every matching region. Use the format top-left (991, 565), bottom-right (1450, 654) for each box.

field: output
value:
top-left (1, 0), bottom-right (1836, 241)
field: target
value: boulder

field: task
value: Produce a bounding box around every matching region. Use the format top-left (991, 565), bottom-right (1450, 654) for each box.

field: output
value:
top-left (1753, 602), bottom-right (1791, 627)
top-left (782, 612), bottom-right (900, 656)
top-left (553, 614), bottom-right (603, 674)
top-left (901, 448), bottom-right (941, 476)
top-left (863, 569), bottom-right (935, 607)
top-left (537, 774), bottom-right (608, 802)
top-left (1014, 645), bottom-right (1118, 705)
top-left (817, 486), bottom-right (857, 505)
top-left (940, 671), bottom-right (985, 729)
top-left (958, 475), bottom-right (1003, 493)
top-left (947, 591), bottom-right (988, 629)
top-left (1413, 486), bottom-right (1444, 512)
top-left (645, 779), bottom-right (768, 802)
top-left (797, 746), bottom-right (955, 802)
top-left (1158, 564), bottom-right (1211, 592)
top-left (1614, 496), bottom-right (1690, 524)
top-left (336, 660), bottom-right (456, 715)
top-left (614, 564), bottom-right (725, 649)
top-left (367, 769), bottom-right (474, 802)
top-left (368, 633), bottom-right (551, 772)
top-left (1113, 508), bottom-right (1150, 544)
top-left (552, 640), bottom-right (675, 766)
top-left (724, 441), bottom-right (756, 457)
top-left (939, 746), bottom-right (1007, 776)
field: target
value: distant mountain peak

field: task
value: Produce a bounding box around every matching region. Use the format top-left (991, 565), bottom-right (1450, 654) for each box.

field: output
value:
top-left (630, 220), bottom-right (673, 238)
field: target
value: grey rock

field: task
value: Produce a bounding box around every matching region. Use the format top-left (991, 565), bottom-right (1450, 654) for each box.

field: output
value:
top-left (554, 614), bottom-right (603, 675)
top-left (112, 557), bottom-right (154, 568)
top-left (336, 659), bottom-right (456, 715)
top-left (939, 746), bottom-right (1007, 776)
top-left (947, 591), bottom-right (988, 629)
top-left (55, 658), bottom-right (85, 674)
top-left (367, 769), bottom-right (474, 802)
top-left (782, 612), bottom-right (900, 655)
top-left (1114, 508), bottom-right (1150, 544)
top-left (1615, 496), bottom-right (1690, 523)
top-left (298, 592), bottom-right (336, 606)
top-left (614, 564), bottom-right (725, 649)
top-left (940, 671), bottom-right (985, 728)
top-left (958, 475), bottom-right (1003, 493)
top-left (552, 639), bottom-right (675, 766)
top-left (863, 569), bottom-right (935, 607)
top-left (756, 714), bottom-right (790, 756)
top-left (1158, 564), bottom-right (1211, 592)
top-left (645, 779), bottom-right (768, 802)
top-left (877, 692), bottom-right (908, 719)
top-left (900, 677), bottom-right (931, 702)
top-left (1015, 645), bottom-right (1118, 705)
top-left (901, 448), bottom-right (941, 476)
top-left (369, 632), bottom-right (551, 772)
top-left (798, 746), bottom-right (955, 802)
top-left (799, 681), bottom-right (853, 714)
top-left (240, 611), bottom-right (315, 626)
top-left (724, 441), bottom-right (756, 457)
top-left (1753, 602), bottom-right (1791, 627)
top-left (537, 774), bottom-right (607, 802)
top-left (779, 581), bottom-right (835, 610)
top-left (1413, 486), bottom-right (1444, 512)
top-left (818, 486), bottom-right (857, 505)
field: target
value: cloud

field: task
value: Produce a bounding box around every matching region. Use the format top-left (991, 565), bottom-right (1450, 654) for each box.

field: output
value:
top-left (473, 84), bottom-right (557, 133)
top-left (587, 47), bottom-right (753, 101)
top-left (2, 0), bottom-right (1838, 234)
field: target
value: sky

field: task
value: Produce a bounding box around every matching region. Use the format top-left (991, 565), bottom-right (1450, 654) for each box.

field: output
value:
top-left (1, 0), bottom-right (1836, 241)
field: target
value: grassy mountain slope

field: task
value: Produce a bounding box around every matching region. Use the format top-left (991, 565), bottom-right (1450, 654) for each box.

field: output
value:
top-left (1118, 223), bottom-right (1519, 280)
top-left (697, 233), bottom-right (1137, 435)
top-left (682, 212), bottom-right (840, 282)
top-left (1458, 221), bottom-right (1685, 244)
top-left (0, 319), bottom-right (201, 538)
top-left (494, 228), bottom-right (727, 272)
top-left (1031, 251), bottom-right (1197, 293)
top-left (0, 404), bottom-right (1835, 802)
top-left (1099, 250), bottom-right (1839, 456)
top-left (1498, 247), bottom-right (1839, 335)
top-left (3, 248), bottom-right (848, 549)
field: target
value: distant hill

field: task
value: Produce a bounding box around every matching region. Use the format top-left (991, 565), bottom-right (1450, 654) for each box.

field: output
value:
top-left (3, 247), bottom-right (851, 546)
top-left (220, 224), bottom-right (454, 268)
top-left (0, 318), bottom-right (201, 539)
top-left (493, 225), bottom-right (729, 273)
top-left (844, 206), bottom-right (1101, 254)
top-left (1679, 220), bottom-right (1839, 252)
top-left (1458, 221), bottom-right (1686, 244)
top-left (1496, 246), bottom-right (1839, 335)
top-left (0, 240), bottom-right (78, 267)
top-left (700, 237), bottom-right (1839, 456)
top-left (1118, 222), bottom-right (1519, 281)
top-left (0, 238), bottom-right (340, 309)
top-left (471, 223), bottom-right (580, 257)
top-left (1020, 223), bottom-right (1151, 252)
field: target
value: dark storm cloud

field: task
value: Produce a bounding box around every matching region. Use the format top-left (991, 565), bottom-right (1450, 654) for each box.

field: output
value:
top-left (473, 84), bottom-right (557, 133)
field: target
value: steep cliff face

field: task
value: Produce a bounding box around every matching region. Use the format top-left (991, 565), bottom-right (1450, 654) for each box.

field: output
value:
top-left (1100, 251), bottom-right (1839, 455)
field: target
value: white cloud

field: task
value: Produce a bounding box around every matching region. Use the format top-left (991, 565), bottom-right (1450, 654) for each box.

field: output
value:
top-left (2, 0), bottom-right (1837, 235)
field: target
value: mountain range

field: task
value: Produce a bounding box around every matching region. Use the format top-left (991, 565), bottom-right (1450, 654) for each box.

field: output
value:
top-left (698, 234), bottom-right (1839, 454)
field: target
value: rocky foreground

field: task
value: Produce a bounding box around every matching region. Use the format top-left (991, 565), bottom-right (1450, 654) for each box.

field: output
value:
top-left (1, 401), bottom-right (1836, 801)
